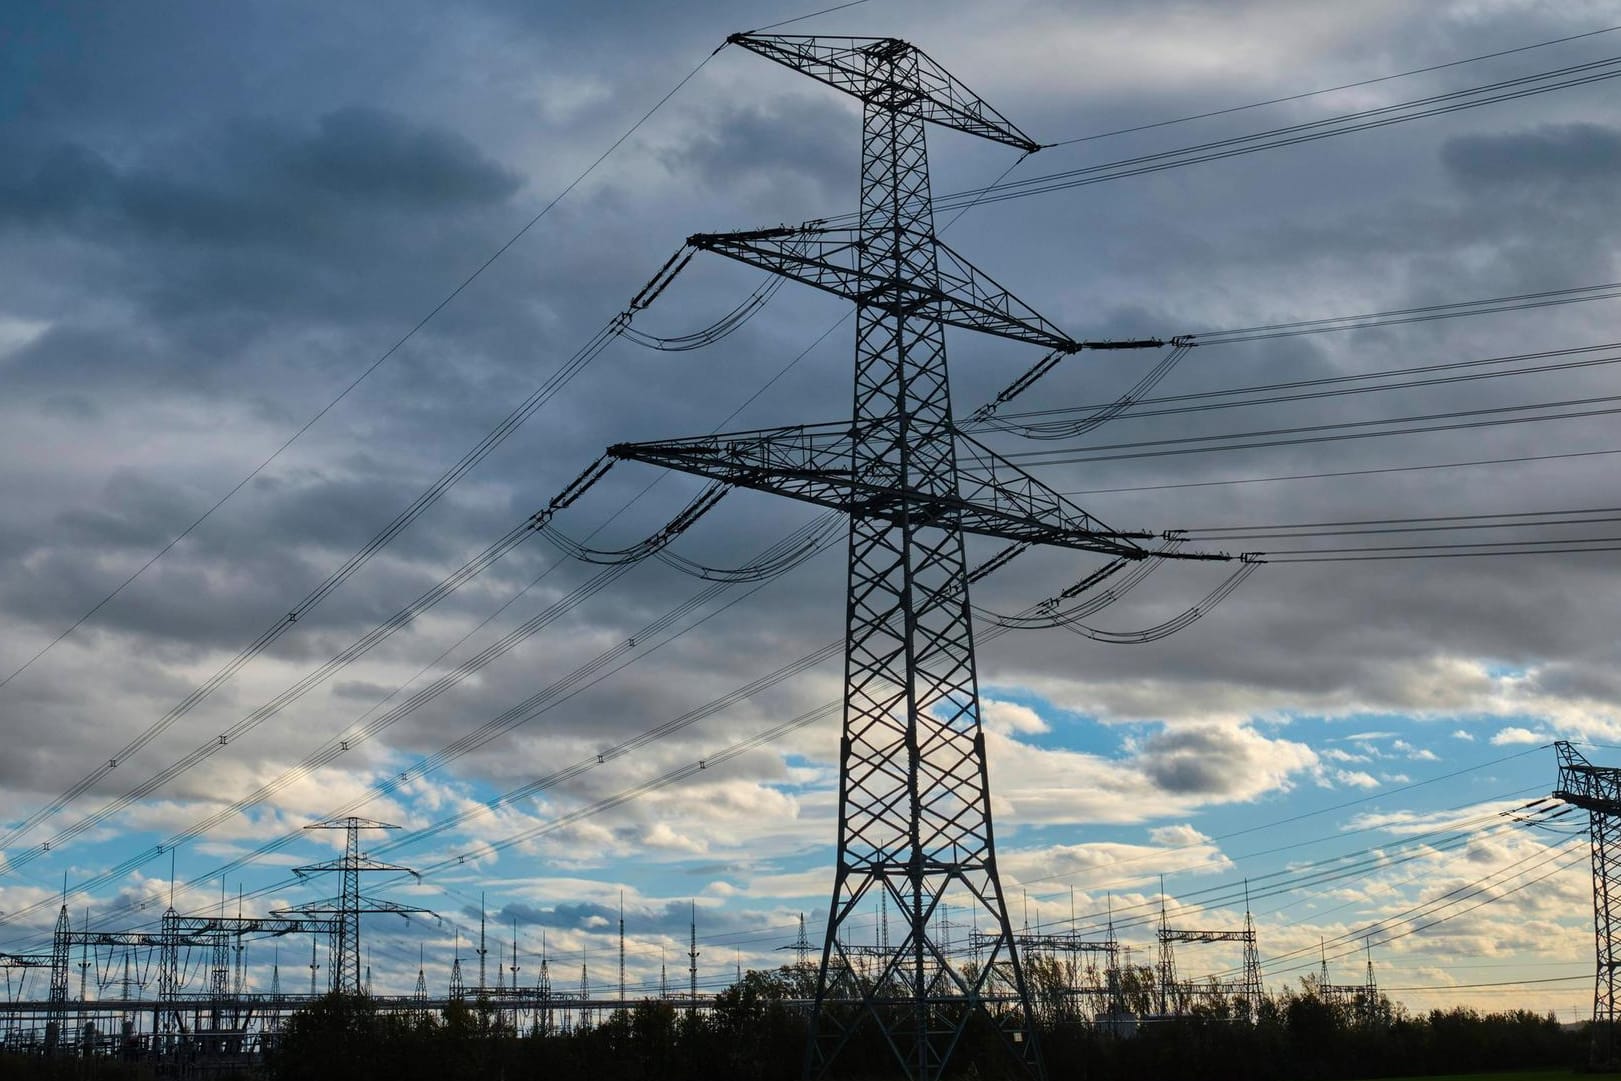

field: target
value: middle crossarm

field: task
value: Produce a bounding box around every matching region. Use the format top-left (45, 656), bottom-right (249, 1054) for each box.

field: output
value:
top-left (608, 423), bottom-right (1225, 561)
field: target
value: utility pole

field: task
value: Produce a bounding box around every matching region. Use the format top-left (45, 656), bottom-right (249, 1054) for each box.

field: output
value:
top-left (1555, 740), bottom-right (1621, 1066)
top-left (619, 892), bottom-right (627, 1003)
top-left (609, 31), bottom-right (1225, 1081)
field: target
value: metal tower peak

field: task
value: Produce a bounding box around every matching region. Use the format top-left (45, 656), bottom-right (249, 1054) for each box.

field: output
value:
top-left (274, 817), bottom-right (433, 996)
top-left (725, 33), bottom-right (1040, 152)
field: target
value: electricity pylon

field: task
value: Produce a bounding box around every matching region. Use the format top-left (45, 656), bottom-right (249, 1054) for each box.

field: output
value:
top-left (612, 33), bottom-right (1222, 1081)
top-left (276, 817), bottom-right (433, 995)
top-left (1555, 740), bottom-right (1621, 1066)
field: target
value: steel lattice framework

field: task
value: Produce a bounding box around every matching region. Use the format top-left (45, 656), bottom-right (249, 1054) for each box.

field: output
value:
top-left (275, 817), bottom-right (432, 995)
top-left (1554, 740), bottom-right (1621, 1066)
top-left (609, 33), bottom-right (1222, 1081)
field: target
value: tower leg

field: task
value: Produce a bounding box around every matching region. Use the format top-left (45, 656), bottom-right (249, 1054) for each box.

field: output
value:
top-left (1592, 810), bottom-right (1619, 1067)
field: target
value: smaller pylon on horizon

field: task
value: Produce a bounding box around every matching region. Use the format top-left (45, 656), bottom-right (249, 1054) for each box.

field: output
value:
top-left (276, 817), bottom-right (433, 995)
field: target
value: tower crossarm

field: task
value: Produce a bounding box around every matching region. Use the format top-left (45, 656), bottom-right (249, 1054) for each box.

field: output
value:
top-left (292, 853), bottom-right (422, 877)
top-left (1555, 740), bottom-right (1621, 815)
top-left (969, 931), bottom-right (1117, 953)
top-left (725, 34), bottom-right (1040, 150)
top-left (686, 226), bottom-right (1154, 353)
top-left (0, 952), bottom-right (50, 967)
top-left (52, 917), bottom-right (333, 949)
top-left (608, 422), bottom-right (1218, 560)
top-left (276, 897), bottom-right (434, 920)
top-left (1158, 929), bottom-right (1256, 944)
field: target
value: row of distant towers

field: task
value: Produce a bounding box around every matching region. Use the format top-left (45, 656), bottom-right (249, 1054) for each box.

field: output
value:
top-left (440, 894), bottom-right (704, 1005)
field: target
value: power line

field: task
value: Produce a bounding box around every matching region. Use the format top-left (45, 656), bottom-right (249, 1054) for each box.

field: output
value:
top-left (746, 0), bottom-right (876, 33)
top-left (922, 53), bottom-right (1621, 215)
top-left (1059, 446), bottom-right (1621, 497)
top-left (0, 513), bottom-right (1166, 950)
top-left (0, 51), bottom-right (719, 693)
top-left (1194, 283), bottom-right (1621, 344)
top-left (1188, 504), bottom-right (1621, 537)
top-left (0, 129), bottom-right (1034, 907)
top-left (1005, 392), bottom-right (1621, 468)
top-left (0, 133), bottom-right (1028, 883)
top-left (0, 323), bottom-right (627, 858)
top-left (1043, 23), bottom-right (1621, 147)
top-left (980, 341), bottom-right (1621, 437)
top-left (1382, 975), bottom-right (1589, 991)
top-left (1258, 538), bottom-right (1621, 563)
top-left (797, 51), bottom-right (1621, 229)
top-left (1012, 745), bottom-right (1549, 892)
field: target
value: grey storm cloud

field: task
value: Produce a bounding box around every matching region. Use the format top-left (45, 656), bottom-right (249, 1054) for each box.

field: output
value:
top-left (1135, 726), bottom-right (1284, 797)
top-left (1442, 122), bottom-right (1621, 189)
top-left (0, 107), bottom-right (519, 244)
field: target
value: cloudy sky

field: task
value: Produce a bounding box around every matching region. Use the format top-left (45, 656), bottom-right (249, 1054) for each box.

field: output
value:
top-left (3, 0), bottom-right (1620, 1017)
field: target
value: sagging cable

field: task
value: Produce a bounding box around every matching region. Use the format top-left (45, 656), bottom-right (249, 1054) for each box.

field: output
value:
top-left (974, 538), bottom-right (1184, 629)
top-left (1054, 560), bottom-right (1258, 644)
top-left (620, 275), bottom-right (787, 352)
top-left (969, 349), bottom-right (1068, 422)
top-left (656, 511), bottom-right (843, 583)
top-left (535, 482), bottom-right (731, 566)
top-left (973, 342), bottom-right (1196, 438)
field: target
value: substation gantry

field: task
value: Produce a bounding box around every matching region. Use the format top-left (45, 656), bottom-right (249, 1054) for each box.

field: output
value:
top-left (1155, 895), bottom-right (1263, 1021)
top-left (1, 902), bottom-right (334, 1056)
top-left (1316, 938), bottom-right (1379, 1028)
top-left (607, 32), bottom-right (1226, 1081)
top-left (968, 928), bottom-right (1125, 1025)
top-left (1554, 740), bottom-right (1621, 1065)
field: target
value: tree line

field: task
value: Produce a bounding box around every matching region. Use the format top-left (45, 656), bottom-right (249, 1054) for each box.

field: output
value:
top-left (263, 965), bottom-right (1584, 1081)
top-left (0, 963), bottom-right (1586, 1080)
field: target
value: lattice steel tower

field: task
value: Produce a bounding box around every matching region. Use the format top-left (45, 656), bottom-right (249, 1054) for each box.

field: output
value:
top-left (278, 817), bottom-right (431, 995)
top-left (1555, 740), bottom-right (1621, 1066)
top-left (612, 33), bottom-right (1221, 1081)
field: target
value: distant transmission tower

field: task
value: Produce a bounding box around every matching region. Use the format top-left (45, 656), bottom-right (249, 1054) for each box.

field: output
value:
top-left (688, 901), bottom-right (699, 1003)
top-left (1555, 740), bottom-right (1621, 1066)
top-left (277, 817), bottom-right (433, 994)
top-left (611, 33), bottom-right (1223, 1081)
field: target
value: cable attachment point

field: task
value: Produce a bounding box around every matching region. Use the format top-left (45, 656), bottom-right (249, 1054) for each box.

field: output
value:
top-left (528, 456), bottom-right (616, 530)
top-left (627, 246), bottom-right (698, 314)
top-left (967, 542), bottom-right (1029, 584)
